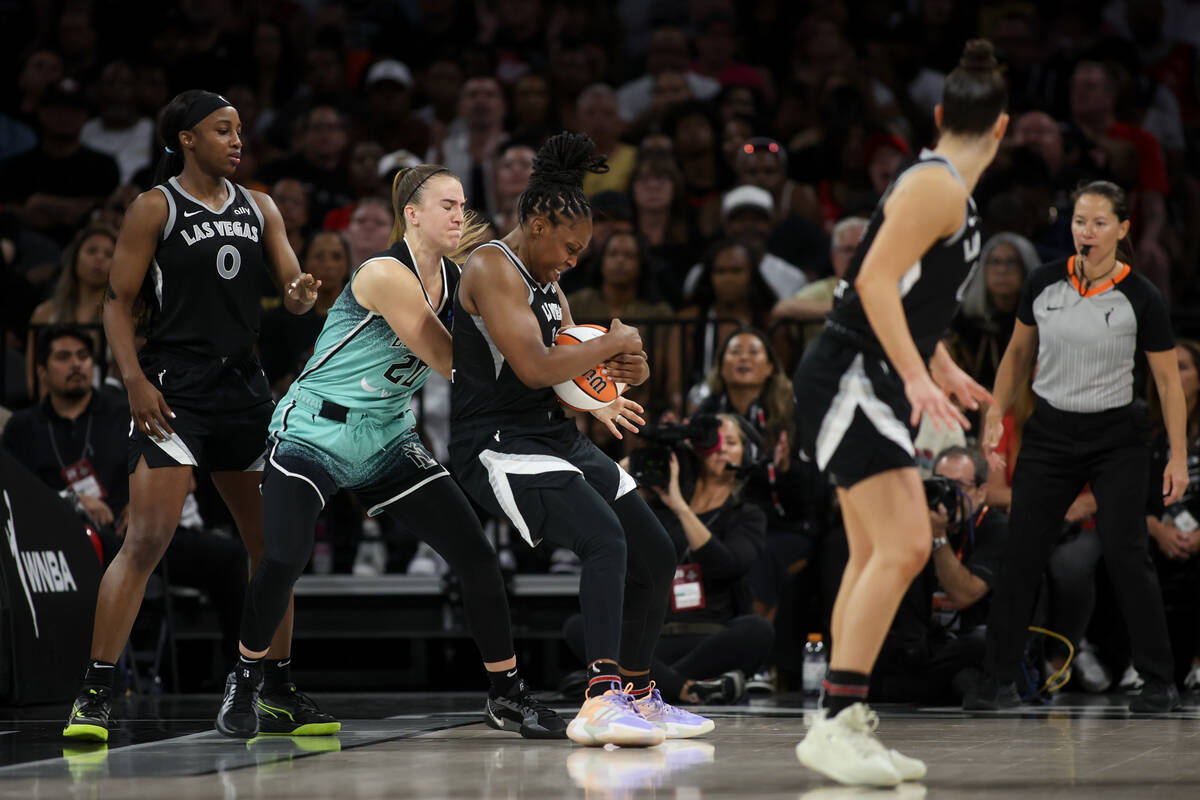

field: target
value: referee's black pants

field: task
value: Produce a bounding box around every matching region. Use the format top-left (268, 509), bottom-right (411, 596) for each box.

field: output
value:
top-left (984, 402), bottom-right (1175, 686)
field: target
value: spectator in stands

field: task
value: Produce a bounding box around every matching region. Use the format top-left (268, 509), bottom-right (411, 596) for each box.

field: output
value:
top-left (671, 240), bottom-right (776, 413)
top-left (695, 327), bottom-right (824, 624)
top-left (568, 414), bottom-right (773, 704)
top-left (259, 105), bottom-right (353, 224)
top-left (692, 10), bottom-right (766, 92)
top-left (249, 20), bottom-right (298, 119)
top-left (664, 101), bottom-right (724, 238)
top-left (491, 138), bottom-right (536, 233)
top-left (322, 140), bottom-right (386, 231)
top-left (616, 26), bottom-right (720, 124)
top-left (25, 224), bottom-right (116, 399)
top-left (414, 54), bottom-right (465, 135)
top-left (438, 76), bottom-right (507, 219)
top-left (951, 233), bottom-right (1038, 390)
top-left (1069, 60), bottom-right (1170, 299)
top-left (566, 231), bottom-right (672, 325)
top-left (508, 71), bottom-right (555, 143)
top-left (771, 215), bottom-right (869, 354)
top-left (80, 61), bottom-right (154, 186)
top-left (630, 151), bottom-right (696, 306)
top-left (16, 47), bottom-right (64, 123)
top-left (360, 60), bottom-right (429, 156)
top-left (871, 446), bottom-right (1007, 704)
top-left (258, 231), bottom-right (351, 397)
top-left (344, 196), bottom-right (394, 271)
top-left (1, 325), bottom-right (247, 658)
top-left (577, 85), bottom-right (637, 196)
top-left (0, 78), bottom-right (119, 244)
top-left (684, 186), bottom-right (807, 302)
top-left (270, 178), bottom-right (309, 256)
top-left (1146, 339), bottom-right (1200, 691)
top-left (734, 137), bottom-right (803, 221)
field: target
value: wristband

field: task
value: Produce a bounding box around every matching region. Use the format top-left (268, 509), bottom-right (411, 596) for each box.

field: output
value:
top-left (931, 536), bottom-right (950, 552)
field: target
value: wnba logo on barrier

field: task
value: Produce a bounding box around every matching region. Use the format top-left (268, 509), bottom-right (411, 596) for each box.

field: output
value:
top-left (2, 489), bottom-right (80, 640)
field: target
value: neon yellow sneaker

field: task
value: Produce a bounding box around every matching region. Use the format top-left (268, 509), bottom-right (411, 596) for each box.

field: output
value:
top-left (62, 687), bottom-right (112, 742)
top-left (255, 684), bottom-right (341, 736)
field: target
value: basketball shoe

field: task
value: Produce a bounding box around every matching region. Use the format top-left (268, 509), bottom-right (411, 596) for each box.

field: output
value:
top-left (485, 678), bottom-right (568, 738)
top-left (796, 704), bottom-right (926, 786)
top-left (255, 683), bottom-right (341, 735)
top-left (567, 682), bottom-right (665, 747)
top-left (62, 686), bottom-right (113, 742)
top-left (216, 667), bottom-right (261, 738)
top-left (634, 683), bottom-right (715, 738)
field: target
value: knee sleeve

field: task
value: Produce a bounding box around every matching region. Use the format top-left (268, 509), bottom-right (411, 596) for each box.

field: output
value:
top-left (239, 464), bottom-right (325, 651)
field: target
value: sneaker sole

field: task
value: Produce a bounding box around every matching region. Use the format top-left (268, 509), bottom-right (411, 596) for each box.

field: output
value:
top-left (62, 723), bottom-right (108, 742)
top-left (255, 722), bottom-right (342, 736)
top-left (654, 719), bottom-right (715, 739)
top-left (215, 718), bottom-right (259, 739)
top-left (795, 739), bottom-right (901, 787)
top-left (566, 719), bottom-right (664, 747)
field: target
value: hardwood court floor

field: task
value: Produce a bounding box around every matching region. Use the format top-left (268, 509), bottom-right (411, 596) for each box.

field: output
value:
top-left (1, 693), bottom-right (1198, 798)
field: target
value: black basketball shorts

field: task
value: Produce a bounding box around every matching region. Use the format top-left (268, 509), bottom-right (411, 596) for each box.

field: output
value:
top-left (794, 333), bottom-right (917, 489)
top-left (128, 348), bottom-right (273, 473)
top-left (449, 412), bottom-right (637, 547)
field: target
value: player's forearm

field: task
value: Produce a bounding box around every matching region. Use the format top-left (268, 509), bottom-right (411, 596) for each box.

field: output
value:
top-left (102, 291), bottom-right (145, 387)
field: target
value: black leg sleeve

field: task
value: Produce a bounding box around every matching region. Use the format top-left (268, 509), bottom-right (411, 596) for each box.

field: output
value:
top-left (382, 476), bottom-right (514, 664)
top-left (613, 491), bottom-right (677, 673)
top-left (239, 468), bottom-right (323, 652)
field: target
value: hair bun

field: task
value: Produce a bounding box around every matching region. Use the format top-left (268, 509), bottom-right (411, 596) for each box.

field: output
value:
top-left (959, 39), bottom-right (998, 73)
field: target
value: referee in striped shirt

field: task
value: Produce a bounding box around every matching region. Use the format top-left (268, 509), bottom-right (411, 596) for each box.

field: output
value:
top-left (969, 180), bottom-right (1188, 712)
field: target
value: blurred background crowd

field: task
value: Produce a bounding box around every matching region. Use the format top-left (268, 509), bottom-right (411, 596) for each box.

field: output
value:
top-left (3, 0), bottom-right (1200, 698)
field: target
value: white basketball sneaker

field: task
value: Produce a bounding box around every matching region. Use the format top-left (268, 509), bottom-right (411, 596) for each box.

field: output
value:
top-left (797, 703), bottom-right (925, 786)
top-left (567, 683), bottom-right (665, 747)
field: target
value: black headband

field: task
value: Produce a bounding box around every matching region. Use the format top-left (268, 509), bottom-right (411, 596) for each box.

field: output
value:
top-left (402, 168), bottom-right (450, 209)
top-left (182, 92), bottom-right (233, 132)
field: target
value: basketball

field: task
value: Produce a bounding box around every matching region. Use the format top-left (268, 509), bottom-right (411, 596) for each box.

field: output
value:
top-left (552, 325), bottom-right (627, 411)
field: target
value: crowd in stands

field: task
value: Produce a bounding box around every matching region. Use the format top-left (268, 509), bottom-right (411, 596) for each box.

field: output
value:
top-left (3, 0), bottom-right (1200, 698)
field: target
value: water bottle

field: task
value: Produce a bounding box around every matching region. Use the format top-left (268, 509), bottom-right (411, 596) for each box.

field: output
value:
top-left (802, 633), bottom-right (827, 696)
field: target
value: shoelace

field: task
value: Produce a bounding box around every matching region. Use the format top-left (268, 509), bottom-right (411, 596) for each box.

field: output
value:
top-left (271, 684), bottom-right (320, 712)
top-left (512, 688), bottom-right (556, 719)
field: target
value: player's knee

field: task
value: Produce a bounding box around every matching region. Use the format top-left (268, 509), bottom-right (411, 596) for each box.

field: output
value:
top-left (577, 527), bottom-right (627, 568)
top-left (120, 527), bottom-right (175, 573)
top-left (891, 536), bottom-right (931, 577)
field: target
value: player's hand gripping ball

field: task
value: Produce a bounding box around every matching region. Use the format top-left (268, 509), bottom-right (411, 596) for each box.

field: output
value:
top-left (552, 325), bottom-right (628, 411)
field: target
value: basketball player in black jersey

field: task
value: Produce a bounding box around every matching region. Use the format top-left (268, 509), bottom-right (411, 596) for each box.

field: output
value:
top-left (63, 91), bottom-right (335, 741)
top-left (792, 42), bottom-right (1006, 786)
top-left (450, 132), bottom-right (713, 747)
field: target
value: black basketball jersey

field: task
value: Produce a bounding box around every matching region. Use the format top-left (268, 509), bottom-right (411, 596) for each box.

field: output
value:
top-left (451, 240), bottom-right (561, 422)
top-left (825, 149), bottom-right (982, 360)
top-left (144, 177), bottom-right (270, 359)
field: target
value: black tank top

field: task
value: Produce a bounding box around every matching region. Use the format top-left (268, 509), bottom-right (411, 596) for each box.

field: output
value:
top-left (825, 149), bottom-right (982, 360)
top-left (143, 176), bottom-right (270, 360)
top-left (451, 240), bottom-right (561, 423)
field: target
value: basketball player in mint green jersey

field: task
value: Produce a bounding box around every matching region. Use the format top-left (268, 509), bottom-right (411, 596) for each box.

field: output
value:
top-left (216, 165), bottom-right (567, 740)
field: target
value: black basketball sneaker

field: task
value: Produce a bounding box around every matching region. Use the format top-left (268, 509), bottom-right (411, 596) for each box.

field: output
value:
top-left (255, 683), bottom-right (341, 736)
top-left (216, 668), bottom-right (262, 738)
top-left (63, 686), bottom-right (113, 742)
top-left (485, 679), bottom-right (568, 739)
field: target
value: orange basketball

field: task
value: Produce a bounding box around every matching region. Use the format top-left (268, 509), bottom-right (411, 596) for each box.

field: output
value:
top-left (552, 324), bottom-right (627, 411)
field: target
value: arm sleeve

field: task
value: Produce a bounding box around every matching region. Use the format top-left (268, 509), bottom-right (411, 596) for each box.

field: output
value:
top-left (689, 502), bottom-right (767, 582)
top-left (1017, 267), bottom-right (1039, 326)
top-left (1136, 280), bottom-right (1175, 353)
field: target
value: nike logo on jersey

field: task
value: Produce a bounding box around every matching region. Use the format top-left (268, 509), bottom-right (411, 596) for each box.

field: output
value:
top-left (494, 430), bottom-right (501, 442)
top-left (1105, 308), bottom-right (1114, 326)
top-left (1046, 305), bottom-right (1064, 311)
top-left (157, 369), bottom-right (166, 385)
top-left (183, 209), bottom-right (203, 217)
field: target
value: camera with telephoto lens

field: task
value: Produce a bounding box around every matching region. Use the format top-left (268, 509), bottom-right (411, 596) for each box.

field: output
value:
top-left (923, 475), bottom-right (961, 525)
top-left (629, 414), bottom-right (723, 489)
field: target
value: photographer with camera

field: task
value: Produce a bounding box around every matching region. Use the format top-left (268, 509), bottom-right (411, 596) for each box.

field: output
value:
top-left (571, 413), bottom-right (774, 704)
top-left (871, 445), bottom-right (1007, 704)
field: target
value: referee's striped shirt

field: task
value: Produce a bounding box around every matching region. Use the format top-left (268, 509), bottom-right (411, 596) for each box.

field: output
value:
top-left (1021, 256), bottom-right (1173, 413)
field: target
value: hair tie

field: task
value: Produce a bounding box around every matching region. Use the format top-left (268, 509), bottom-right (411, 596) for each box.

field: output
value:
top-left (164, 145), bottom-right (176, 155)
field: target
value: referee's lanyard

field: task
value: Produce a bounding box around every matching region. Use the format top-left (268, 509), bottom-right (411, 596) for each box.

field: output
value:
top-left (47, 409), bottom-right (106, 499)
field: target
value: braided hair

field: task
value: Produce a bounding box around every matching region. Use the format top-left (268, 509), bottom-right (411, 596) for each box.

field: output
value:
top-left (516, 131), bottom-right (609, 226)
